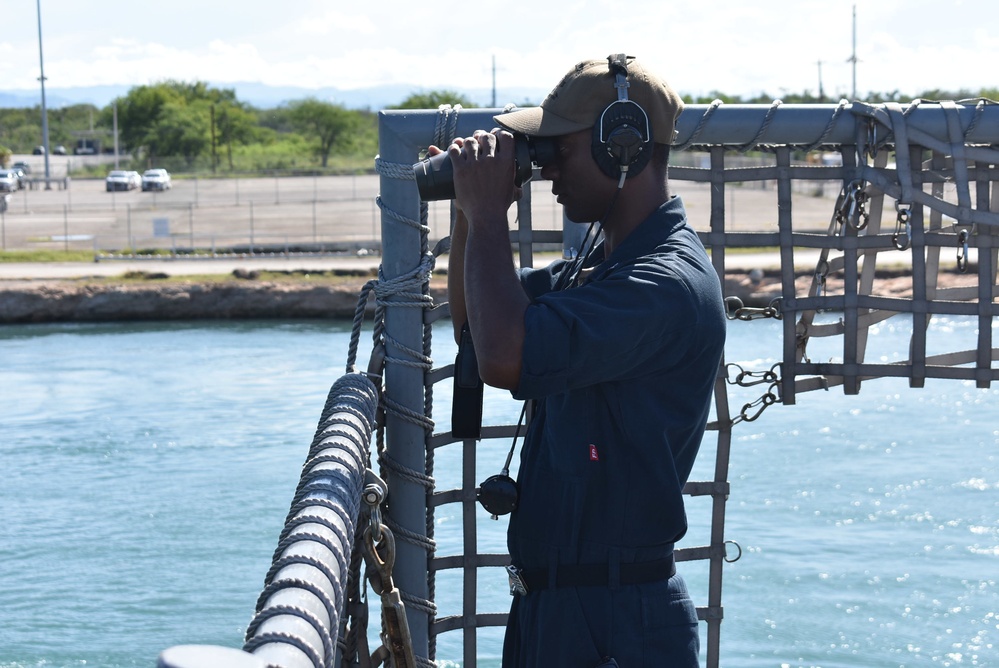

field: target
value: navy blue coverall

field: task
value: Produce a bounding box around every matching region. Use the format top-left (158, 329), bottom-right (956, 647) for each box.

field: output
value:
top-left (501, 196), bottom-right (727, 667)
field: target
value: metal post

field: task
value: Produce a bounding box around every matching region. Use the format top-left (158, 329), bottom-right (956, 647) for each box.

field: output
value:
top-left (249, 201), bottom-right (254, 254)
top-left (189, 203), bottom-right (194, 251)
top-left (194, 177), bottom-right (199, 208)
top-left (63, 204), bottom-right (68, 252)
top-left (127, 203), bottom-right (132, 253)
top-left (1, 209), bottom-right (5, 250)
top-left (274, 171), bottom-right (279, 205)
top-left (312, 199), bottom-right (317, 243)
top-left (377, 111), bottom-right (438, 661)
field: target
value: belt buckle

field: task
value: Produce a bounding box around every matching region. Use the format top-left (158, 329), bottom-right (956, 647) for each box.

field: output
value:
top-left (506, 564), bottom-right (528, 596)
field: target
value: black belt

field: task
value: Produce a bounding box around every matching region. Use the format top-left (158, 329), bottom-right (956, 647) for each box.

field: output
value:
top-left (507, 555), bottom-right (676, 596)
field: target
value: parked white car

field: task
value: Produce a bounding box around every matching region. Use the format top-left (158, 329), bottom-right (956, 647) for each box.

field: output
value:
top-left (0, 170), bottom-right (21, 193)
top-left (106, 170), bottom-right (140, 192)
top-left (141, 169), bottom-right (172, 192)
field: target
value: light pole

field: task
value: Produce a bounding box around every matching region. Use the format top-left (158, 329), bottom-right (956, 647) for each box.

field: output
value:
top-left (35, 0), bottom-right (52, 189)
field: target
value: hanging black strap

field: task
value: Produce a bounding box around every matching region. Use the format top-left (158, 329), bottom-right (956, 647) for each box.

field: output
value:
top-left (452, 322), bottom-right (483, 439)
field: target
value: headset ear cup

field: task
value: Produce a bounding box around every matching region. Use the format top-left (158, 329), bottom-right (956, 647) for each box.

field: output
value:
top-left (591, 121), bottom-right (623, 179)
top-left (591, 99), bottom-right (653, 180)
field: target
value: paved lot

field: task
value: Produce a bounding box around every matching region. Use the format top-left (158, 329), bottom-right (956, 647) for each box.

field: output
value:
top-left (1, 157), bottom-right (871, 280)
top-left (2, 173), bottom-right (842, 245)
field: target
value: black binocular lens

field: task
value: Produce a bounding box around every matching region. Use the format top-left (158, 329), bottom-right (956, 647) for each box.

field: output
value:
top-left (413, 134), bottom-right (557, 201)
top-left (477, 473), bottom-right (519, 517)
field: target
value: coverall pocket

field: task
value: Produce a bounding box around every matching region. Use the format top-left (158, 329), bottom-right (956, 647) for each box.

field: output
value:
top-left (640, 579), bottom-right (700, 666)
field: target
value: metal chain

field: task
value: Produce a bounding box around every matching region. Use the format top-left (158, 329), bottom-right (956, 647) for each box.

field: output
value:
top-left (726, 362), bottom-right (783, 424)
top-left (725, 296), bottom-right (783, 321)
top-left (361, 477), bottom-right (418, 668)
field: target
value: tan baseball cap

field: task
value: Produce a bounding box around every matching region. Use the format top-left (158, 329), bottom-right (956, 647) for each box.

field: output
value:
top-left (493, 55), bottom-right (684, 144)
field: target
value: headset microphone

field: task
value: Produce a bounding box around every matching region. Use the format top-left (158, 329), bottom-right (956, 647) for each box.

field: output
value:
top-left (476, 402), bottom-right (528, 519)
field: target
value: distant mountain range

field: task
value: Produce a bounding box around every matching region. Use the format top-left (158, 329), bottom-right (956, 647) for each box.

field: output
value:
top-left (0, 82), bottom-right (549, 111)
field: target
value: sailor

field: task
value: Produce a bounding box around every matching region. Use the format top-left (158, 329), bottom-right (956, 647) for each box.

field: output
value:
top-left (437, 54), bottom-right (726, 666)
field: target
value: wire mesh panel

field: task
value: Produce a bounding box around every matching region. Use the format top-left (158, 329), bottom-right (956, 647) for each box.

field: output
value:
top-left (370, 101), bottom-right (999, 668)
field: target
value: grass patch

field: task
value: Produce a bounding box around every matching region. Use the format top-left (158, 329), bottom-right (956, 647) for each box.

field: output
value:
top-left (86, 268), bottom-right (378, 286)
top-left (0, 249), bottom-right (95, 263)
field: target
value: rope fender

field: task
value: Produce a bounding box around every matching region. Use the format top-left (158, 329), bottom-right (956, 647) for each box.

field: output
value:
top-left (243, 373), bottom-right (379, 668)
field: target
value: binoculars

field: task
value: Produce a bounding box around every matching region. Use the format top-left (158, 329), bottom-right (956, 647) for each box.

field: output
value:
top-left (412, 134), bottom-right (557, 201)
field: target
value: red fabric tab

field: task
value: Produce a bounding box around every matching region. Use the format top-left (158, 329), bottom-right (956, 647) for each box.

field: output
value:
top-left (589, 444), bottom-right (600, 461)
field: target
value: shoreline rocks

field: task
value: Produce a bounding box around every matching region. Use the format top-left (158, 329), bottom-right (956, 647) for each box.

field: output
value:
top-left (0, 268), bottom-right (980, 324)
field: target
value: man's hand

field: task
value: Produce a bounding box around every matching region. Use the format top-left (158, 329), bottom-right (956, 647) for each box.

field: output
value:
top-left (449, 130), bottom-right (519, 226)
top-left (433, 130), bottom-right (529, 389)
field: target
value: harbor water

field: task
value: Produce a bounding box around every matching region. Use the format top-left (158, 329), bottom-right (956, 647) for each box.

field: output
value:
top-left (1, 316), bottom-right (996, 667)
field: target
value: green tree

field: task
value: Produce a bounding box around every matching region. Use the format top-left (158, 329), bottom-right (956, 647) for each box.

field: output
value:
top-left (213, 102), bottom-right (258, 170)
top-left (392, 90), bottom-right (477, 109)
top-left (109, 80), bottom-right (242, 161)
top-left (111, 84), bottom-right (184, 156)
top-left (288, 98), bottom-right (356, 168)
top-left (155, 102), bottom-right (211, 166)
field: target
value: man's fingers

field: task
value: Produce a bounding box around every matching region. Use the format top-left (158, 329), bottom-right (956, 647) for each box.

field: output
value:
top-left (479, 132), bottom-right (497, 156)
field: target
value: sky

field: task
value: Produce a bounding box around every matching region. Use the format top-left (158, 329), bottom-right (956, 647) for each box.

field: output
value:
top-left (3, 0), bottom-right (997, 107)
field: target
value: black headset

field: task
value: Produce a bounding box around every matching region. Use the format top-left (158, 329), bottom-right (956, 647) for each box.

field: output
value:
top-left (591, 54), bottom-right (653, 182)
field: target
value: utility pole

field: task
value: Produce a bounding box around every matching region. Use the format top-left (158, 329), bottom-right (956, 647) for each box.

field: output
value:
top-left (851, 4), bottom-right (857, 98)
top-left (113, 102), bottom-right (119, 169)
top-left (817, 60), bottom-right (825, 102)
top-left (491, 54), bottom-right (497, 108)
top-left (35, 0), bottom-right (52, 188)
top-left (210, 104), bottom-right (218, 174)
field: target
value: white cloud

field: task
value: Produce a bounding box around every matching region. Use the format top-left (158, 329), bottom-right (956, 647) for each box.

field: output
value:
top-left (5, 0), bottom-right (996, 101)
top-left (287, 10), bottom-right (378, 37)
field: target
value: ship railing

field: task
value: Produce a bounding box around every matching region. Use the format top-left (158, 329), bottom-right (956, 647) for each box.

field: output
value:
top-left (160, 99), bottom-right (999, 668)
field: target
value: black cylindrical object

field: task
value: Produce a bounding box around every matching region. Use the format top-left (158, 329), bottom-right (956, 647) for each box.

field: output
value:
top-left (413, 135), bottom-right (557, 201)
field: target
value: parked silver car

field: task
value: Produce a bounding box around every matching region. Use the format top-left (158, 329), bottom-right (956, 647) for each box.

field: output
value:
top-left (106, 170), bottom-right (141, 192)
top-left (0, 170), bottom-right (21, 193)
top-left (141, 169), bottom-right (172, 191)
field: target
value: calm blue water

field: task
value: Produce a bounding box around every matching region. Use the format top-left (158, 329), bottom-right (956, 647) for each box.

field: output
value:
top-left (1, 317), bottom-right (996, 667)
